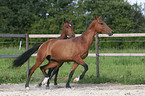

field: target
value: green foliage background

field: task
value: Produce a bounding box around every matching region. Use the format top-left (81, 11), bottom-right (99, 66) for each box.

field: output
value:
top-left (0, 0), bottom-right (145, 49)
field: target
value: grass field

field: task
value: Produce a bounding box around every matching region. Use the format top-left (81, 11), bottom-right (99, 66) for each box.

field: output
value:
top-left (0, 47), bottom-right (145, 85)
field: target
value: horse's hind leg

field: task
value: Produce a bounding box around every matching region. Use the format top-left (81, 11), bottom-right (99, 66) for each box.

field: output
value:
top-left (40, 61), bottom-right (59, 88)
top-left (25, 56), bottom-right (45, 89)
top-left (38, 64), bottom-right (54, 87)
top-left (42, 65), bottom-right (60, 86)
top-left (40, 64), bottom-right (49, 76)
top-left (52, 63), bottom-right (63, 85)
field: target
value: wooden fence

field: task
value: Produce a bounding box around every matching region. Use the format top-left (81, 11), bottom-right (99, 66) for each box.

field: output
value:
top-left (0, 33), bottom-right (29, 77)
top-left (95, 33), bottom-right (145, 77)
top-left (0, 33), bottom-right (145, 77)
top-left (0, 34), bottom-right (29, 58)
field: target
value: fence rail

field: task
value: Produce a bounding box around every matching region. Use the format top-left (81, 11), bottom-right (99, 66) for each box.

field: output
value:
top-left (29, 33), bottom-right (145, 38)
top-left (0, 34), bottom-right (25, 37)
top-left (88, 53), bottom-right (145, 56)
top-left (99, 33), bottom-right (145, 37)
top-left (32, 53), bottom-right (145, 57)
top-left (0, 55), bottom-right (20, 58)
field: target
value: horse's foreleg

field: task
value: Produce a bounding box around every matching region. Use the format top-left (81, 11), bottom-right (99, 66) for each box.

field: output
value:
top-left (79, 64), bottom-right (88, 80)
top-left (73, 64), bottom-right (88, 82)
top-left (73, 57), bottom-right (88, 82)
top-left (66, 62), bottom-right (78, 88)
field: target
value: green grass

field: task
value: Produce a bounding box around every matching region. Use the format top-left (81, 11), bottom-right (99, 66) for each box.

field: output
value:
top-left (0, 47), bottom-right (145, 85)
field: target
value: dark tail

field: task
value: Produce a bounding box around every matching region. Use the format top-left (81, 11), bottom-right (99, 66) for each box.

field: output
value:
top-left (13, 44), bottom-right (41, 67)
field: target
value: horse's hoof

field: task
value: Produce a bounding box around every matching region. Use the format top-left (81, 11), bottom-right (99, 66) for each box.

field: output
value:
top-left (54, 82), bottom-right (57, 85)
top-left (37, 83), bottom-right (42, 87)
top-left (73, 77), bottom-right (80, 82)
top-left (25, 87), bottom-right (30, 90)
top-left (66, 85), bottom-right (71, 88)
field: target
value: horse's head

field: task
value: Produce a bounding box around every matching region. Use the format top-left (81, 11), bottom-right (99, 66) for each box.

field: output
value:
top-left (62, 18), bottom-right (75, 39)
top-left (94, 15), bottom-right (114, 36)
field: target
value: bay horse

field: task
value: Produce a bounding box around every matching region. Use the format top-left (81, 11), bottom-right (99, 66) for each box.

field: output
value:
top-left (13, 15), bottom-right (113, 89)
top-left (13, 18), bottom-right (75, 86)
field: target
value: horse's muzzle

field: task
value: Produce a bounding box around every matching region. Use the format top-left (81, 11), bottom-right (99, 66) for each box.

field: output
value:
top-left (69, 34), bottom-right (75, 38)
top-left (108, 31), bottom-right (114, 36)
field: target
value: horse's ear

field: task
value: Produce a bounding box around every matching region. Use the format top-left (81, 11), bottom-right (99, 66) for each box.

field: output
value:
top-left (98, 16), bottom-right (102, 19)
top-left (64, 18), bottom-right (67, 23)
top-left (94, 15), bottom-right (97, 20)
top-left (97, 16), bottom-right (102, 23)
top-left (69, 20), bottom-right (72, 23)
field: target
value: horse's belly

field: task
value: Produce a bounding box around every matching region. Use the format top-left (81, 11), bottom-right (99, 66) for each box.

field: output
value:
top-left (51, 54), bottom-right (73, 61)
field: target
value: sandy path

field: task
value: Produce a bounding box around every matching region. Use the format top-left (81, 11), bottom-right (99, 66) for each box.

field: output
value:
top-left (0, 83), bottom-right (145, 96)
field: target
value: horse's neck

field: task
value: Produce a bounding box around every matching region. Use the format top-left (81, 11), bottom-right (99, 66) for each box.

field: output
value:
top-left (59, 33), bottom-right (67, 39)
top-left (59, 29), bottom-right (67, 39)
top-left (80, 22), bottom-right (96, 48)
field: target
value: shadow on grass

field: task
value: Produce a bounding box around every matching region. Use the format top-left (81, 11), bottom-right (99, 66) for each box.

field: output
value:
top-left (77, 75), bottom-right (117, 84)
top-left (77, 75), bottom-right (145, 85)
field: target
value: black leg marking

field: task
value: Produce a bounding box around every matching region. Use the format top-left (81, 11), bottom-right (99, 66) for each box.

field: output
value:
top-left (49, 67), bottom-right (58, 80)
top-left (54, 68), bottom-right (59, 85)
top-left (45, 68), bottom-right (54, 89)
top-left (66, 70), bottom-right (75, 88)
top-left (80, 64), bottom-right (88, 80)
top-left (40, 64), bottom-right (49, 77)
top-left (25, 68), bottom-right (32, 88)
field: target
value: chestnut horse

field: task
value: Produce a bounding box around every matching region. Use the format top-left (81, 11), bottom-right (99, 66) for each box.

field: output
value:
top-left (13, 19), bottom-right (75, 86)
top-left (13, 15), bottom-right (113, 89)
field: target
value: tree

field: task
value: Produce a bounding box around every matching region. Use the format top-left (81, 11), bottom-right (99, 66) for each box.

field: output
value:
top-left (75, 0), bottom-right (145, 33)
top-left (0, 0), bottom-right (45, 34)
top-left (29, 0), bottom-right (75, 34)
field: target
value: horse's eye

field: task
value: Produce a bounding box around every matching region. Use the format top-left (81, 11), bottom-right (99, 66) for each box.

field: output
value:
top-left (100, 23), bottom-right (103, 25)
top-left (66, 27), bottom-right (68, 28)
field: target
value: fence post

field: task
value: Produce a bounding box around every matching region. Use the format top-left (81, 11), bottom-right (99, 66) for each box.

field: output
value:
top-left (25, 33), bottom-right (29, 78)
top-left (95, 33), bottom-right (99, 77)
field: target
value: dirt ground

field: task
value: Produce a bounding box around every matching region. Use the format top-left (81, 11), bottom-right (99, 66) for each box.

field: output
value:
top-left (0, 83), bottom-right (145, 96)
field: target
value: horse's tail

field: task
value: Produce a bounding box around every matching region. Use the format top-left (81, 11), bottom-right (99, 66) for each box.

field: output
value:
top-left (13, 44), bottom-right (40, 67)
